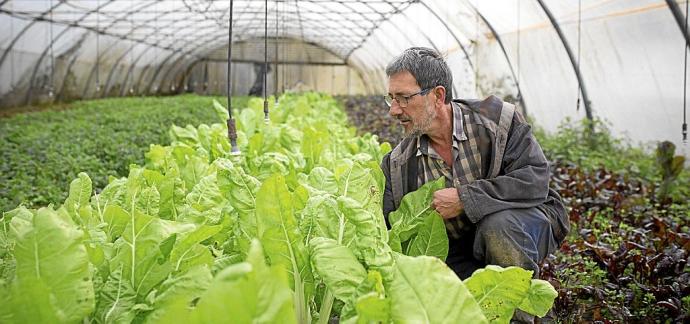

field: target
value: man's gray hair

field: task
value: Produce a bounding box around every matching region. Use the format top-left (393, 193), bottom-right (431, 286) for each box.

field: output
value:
top-left (385, 47), bottom-right (453, 104)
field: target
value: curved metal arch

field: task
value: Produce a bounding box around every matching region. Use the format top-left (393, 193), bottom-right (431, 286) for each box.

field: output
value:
top-left (665, 0), bottom-right (690, 48)
top-left (353, 48), bottom-right (387, 94)
top-left (102, 42), bottom-right (142, 96)
top-left (169, 8), bottom-right (342, 94)
top-left (417, 1), bottom-right (475, 72)
top-left (170, 12), bottom-right (378, 96)
top-left (536, 0), bottom-right (593, 121)
top-left (349, 60), bottom-right (376, 95)
top-left (119, 43), bottom-right (156, 96)
top-left (0, 0), bottom-right (65, 70)
top-left (134, 63), bottom-right (154, 93)
top-left (156, 18), bottom-right (295, 94)
top-left (175, 59), bottom-right (202, 92)
top-left (220, 23), bottom-right (359, 62)
top-left (26, 0), bottom-right (161, 104)
top-left (342, 1), bottom-right (416, 60)
top-left (168, 57), bottom-right (208, 93)
top-left (146, 49), bottom-right (183, 93)
top-left (56, 31), bottom-right (90, 101)
top-left (464, 2), bottom-right (527, 115)
top-left (80, 35), bottom-right (120, 98)
top-left (331, 0), bottom-right (405, 59)
top-left (80, 2), bottom-right (196, 98)
top-left (397, 10), bottom-right (463, 99)
top-left (100, 8), bottom-right (203, 96)
top-left (149, 11), bottom-right (251, 93)
top-left (347, 42), bottom-right (386, 93)
top-left (23, 21), bottom-right (74, 105)
top-left (157, 53), bottom-right (188, 92)
top-left (348, 57), bottom-right (376, 94)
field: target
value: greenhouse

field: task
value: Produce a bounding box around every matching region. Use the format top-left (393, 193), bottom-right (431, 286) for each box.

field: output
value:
top-left (0, 0), bottom-right (689, 323)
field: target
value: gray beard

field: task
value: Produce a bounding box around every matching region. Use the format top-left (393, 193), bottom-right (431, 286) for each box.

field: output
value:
top-left (404, 102), bottom-right (436, 139)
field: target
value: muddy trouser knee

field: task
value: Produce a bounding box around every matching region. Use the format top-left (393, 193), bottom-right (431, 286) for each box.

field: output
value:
top-left (473, 206), bottom-right (558, 278)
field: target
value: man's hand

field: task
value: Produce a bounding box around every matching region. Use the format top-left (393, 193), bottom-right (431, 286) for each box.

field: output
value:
top-left (431, 188), bottom-right (464, 219)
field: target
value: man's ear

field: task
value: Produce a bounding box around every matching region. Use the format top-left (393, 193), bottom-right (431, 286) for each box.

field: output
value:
top-left (434, 86), bottom-right (446, 106)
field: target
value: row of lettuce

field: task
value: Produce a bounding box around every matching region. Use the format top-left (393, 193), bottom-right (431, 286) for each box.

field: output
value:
top-left (0, 93), bottom-right (556, 323)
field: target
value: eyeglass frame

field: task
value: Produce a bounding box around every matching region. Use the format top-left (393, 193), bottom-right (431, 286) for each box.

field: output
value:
top-left (384, 87), bottom-right (434, 108)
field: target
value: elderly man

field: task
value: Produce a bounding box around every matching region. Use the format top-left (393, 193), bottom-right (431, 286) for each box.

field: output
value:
top-left (380, 47), bottom-right (569, 281)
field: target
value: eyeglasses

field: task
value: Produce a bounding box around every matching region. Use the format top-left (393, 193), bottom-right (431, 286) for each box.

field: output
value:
top-left (384, 87), bottom-right (433, 108)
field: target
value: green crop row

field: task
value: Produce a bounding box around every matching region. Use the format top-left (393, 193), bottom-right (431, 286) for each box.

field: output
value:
top-left (0, 95), bottom-right (249, 212)
top-left (0, 93), bottom-right (555, 323)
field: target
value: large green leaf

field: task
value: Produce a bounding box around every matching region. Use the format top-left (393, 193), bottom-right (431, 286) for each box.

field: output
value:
top-left (94, 266), bottom-right (137, 323)
top-left (158, 170), bottom-right (186, 221)
top-left (170, 224), bottom-right (221, 273)
top-left (216, 158), bottom-right (261, 216)
top-left (463, 265), bottom-right (533, 323)
top-left (216, 158), bottom-right (261, 254)
top-left (2, 277), bottom-right (61, 323)
top-left (238, 105), bottom-right (260, 138)
top-left (255, 174), bottom-right (313, 323)
top-left (340, 271), bottom-right (390, 324)
top-left (102, 204), bottom-right (130, 242)
top-left (151, 240), bottom-right (297, 324)
top-left (333, 159), bottom-right (379, 214)
top-left (144, 265), bottom-right (214, 323)
top-left (109, 210), bottom-right (174, 299)
top-left (406, 212), bottom-right (449, 261)
top-left (212, 99), bottom-right (230, 123)
top-left (339, 197), bottom-right (394, 277)
top-left (6, 207), bottom-right (95, 323)
top-left (518, 279), bottom-right (558, 317)
top-left (300, 195), bottom-right (357, 249)
top-left (301, 126), bottom-right (331, 172)
top-left (388, 177), bottom-right (446, 253)
top-left (186, 174), bottom-right (225, 214)
top-left (63, 172), bottom-right (93, 223)
top-left (387, 253), bottom-right (487, 323)
top-left (309, 237), bottom-right (367, 301)
top-left (175, 151), bottom-right (209, 193)
top-left (136, 186), bottom-right (161, 218)
top-left (304, 166), bottom-right (338, 195)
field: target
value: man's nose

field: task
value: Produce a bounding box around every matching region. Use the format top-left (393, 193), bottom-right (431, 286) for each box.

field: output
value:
top-left (389, 102), bottom-right (402, 117)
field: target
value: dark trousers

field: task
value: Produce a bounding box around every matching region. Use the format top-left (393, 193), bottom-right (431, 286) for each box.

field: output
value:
top-left (446, 206), bottom-right (558, 280)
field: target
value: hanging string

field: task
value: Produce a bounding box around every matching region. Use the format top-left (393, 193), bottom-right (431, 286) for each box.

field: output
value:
top-left (274, 0), bottom-right (279, 107)
top-left (683, 0), bottom-right (688, 143)
top-left (227, 0), bottom-right (240, 155)
top-left (263, 0), bottom-right (270, 122)
top-left (96, 0), bottom-right (101, 93)
top-left (153, 0), bottom-right (159, 93)
top-left (129, 0), bottom-right (135, 94)
top-left (283, 0), bottom-right (289, 93)
top-left (168, 1), bottom-right (174, 93)
top-left (48, 0), bottom-right (54, 98)
top-left (576, 0), bottom-right (582, 111)
top-left (10, 1), bottom-right (15, 91)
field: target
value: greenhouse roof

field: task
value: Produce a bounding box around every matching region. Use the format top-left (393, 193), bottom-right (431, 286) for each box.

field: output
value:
top-left (0, 0), bottom-right (689, 153)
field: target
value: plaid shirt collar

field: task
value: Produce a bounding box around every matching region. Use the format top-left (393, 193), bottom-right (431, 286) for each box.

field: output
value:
top-left (416, 102), bottom-right (468, 157)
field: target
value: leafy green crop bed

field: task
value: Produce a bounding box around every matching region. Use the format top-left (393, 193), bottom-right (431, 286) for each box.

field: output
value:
top-left (0, 93), bottom-right (555, 323)
top-left (339, 95), bottom-right (690, 322)
top-left (0, 95), bottom-right (248, 212)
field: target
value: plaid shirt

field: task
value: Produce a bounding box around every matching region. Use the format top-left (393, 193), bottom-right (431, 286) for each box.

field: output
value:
top-left (417, 101), bottom-right (483, 239)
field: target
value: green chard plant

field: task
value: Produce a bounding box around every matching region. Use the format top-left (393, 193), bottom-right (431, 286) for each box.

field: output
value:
top-left (0, 93), bottom-right (556, 323)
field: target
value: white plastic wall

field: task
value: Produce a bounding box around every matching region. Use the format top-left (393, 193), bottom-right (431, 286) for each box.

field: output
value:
top-left (1, 0), bottom-right (689, 156)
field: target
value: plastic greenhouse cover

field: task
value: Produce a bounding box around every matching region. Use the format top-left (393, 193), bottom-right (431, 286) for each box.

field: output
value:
top-left (0, 0), bottom-right (688, 155)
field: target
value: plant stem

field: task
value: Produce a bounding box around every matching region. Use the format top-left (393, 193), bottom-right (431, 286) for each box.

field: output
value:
top-left (318, 289), bottom-right (335, 324)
